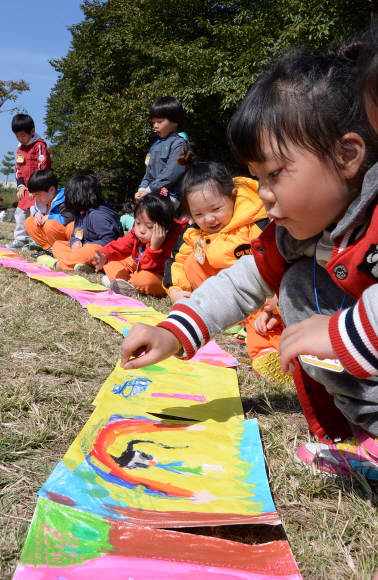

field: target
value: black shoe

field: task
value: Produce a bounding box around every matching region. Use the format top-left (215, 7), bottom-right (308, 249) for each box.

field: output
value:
top-left (31, 249), bottom-right (53, 259)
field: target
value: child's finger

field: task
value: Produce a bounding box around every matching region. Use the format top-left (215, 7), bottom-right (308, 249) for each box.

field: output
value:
top-left (120, 323), bottom-right (179, 370)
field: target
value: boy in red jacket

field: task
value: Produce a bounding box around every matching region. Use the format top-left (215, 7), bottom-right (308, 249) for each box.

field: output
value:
top-left (5, 114), bottom-right (51, 251)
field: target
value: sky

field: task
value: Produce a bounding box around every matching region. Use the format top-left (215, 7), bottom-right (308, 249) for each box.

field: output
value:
top-left (0, 0), bottom-right (84, 180)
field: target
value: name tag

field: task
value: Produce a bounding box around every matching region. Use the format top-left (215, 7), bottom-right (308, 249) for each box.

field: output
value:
top-left (194, 239), bottom-right (206, 265)
top-left (17, 154), bottom-right (24, 163)
top-left (300, 354), bottom-right (344, 373)
top-left (145, 154), bottom-right (151, 165)
top-left (74, 228), bottom-right (83, 240)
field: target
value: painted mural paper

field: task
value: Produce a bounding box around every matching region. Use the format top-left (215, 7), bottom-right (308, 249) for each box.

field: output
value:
top-left (38, 396), bottom-right (279, 526)
top-left (93, 358), bottom-right (243, 422)
top-left (13, 498), bottom-right (301, 579)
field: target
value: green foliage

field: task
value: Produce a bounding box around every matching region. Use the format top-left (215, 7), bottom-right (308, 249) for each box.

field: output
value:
top-left (0, 151), bottom-right (15, 182)
top-left (45, 0), bottom-right (375, 200)
top-left (0, 80), bottom-right (29, 111)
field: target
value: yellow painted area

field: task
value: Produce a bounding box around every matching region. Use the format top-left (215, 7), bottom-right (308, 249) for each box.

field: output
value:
top-left (93, 358), bottom-right (243, 422)
top-left (28, 274), bottom-right (105, 291)
top-left (87, 304), bottom-right (166, 333)
top-left (62, 395), bottom-right (261, 515)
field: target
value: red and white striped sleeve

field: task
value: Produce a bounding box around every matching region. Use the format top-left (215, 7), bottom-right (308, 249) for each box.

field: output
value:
top-left (329, 285), bottom-right (378, 378)
top-left (157, 303), bottom-right (210, 360)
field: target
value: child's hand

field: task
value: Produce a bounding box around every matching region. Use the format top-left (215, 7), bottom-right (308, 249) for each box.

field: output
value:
top-left (71, 240), bottom-right (83, 253)
top-left (92, 248), bottom-right (107, 272)
top-left (150, 223), bottom-right (167, 250)
top-left (17, 186), bottom-right (26, 200)
top-left (135, 190), bottom-right (147, 201)
top-left (120, 323), bottom-right (180, 369)
top-left (34, 212), bottom-right (43, 225)
top-left (278, 314), bottom-right (337, 374)
top-left (169, 289), bottom-right (192, 302)
top-left (28, 191), bottom-right (34, 200)
top-left (253, 310), bottom-right (271, 336)
top-left (41, 215), bottom-right (49, 224)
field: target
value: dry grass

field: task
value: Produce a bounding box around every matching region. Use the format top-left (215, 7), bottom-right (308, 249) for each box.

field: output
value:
top-left (0, 221), bottom-right (377, 579)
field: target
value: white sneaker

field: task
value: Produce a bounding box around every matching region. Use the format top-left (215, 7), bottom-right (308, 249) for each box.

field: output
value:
top-left (74, 263), bottom-right (95, 274)
top-left (110, 278), bottom-right (137, 296)
top-left (102, 275), bottom-right (111, 288)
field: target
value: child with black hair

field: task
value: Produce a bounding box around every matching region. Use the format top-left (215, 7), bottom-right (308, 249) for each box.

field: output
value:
top-left (163, 145), bottom-right (283, 371)
top-left (135, 96), bottom-right (189, 208)
top-left (93, 194), bottom-right (188, 296)
top-left (25, 170), bottom-right (74, 253)
top-left (120, 201), bottom-right (135, 232)
top-left (38, 175), bottom-right (123, 272)
top-left (120, 48), bottom-right (378, 481)
top-left (5, 114), bottom-right (51, 251)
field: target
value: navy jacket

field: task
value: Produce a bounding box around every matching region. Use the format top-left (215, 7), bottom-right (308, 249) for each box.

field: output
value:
top-left (69, 205), bottom-right (124, 247)
top-left (139, 132), bottom-right (188, 199)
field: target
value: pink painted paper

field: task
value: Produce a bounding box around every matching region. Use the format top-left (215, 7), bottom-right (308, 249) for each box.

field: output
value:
top-left (192, 340), bottom-right (238, 367)
top-left (59, 288), bottom-right (147, 308)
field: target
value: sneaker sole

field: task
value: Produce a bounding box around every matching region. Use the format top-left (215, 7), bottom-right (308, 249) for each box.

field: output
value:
top-left (252, 351), bottom-right (294, 386)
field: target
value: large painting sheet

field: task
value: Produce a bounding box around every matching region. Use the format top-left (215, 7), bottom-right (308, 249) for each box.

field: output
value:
top-left (87, 303), bottom-right (239, 367)
top-left (38, 396), bottom-right (279, 526)
top-left (13, 498), bottom-right (301, 579)
top-left (59, 287), bottom-right (147, 308)
top-left (93, 357), bottom-right (243, 421)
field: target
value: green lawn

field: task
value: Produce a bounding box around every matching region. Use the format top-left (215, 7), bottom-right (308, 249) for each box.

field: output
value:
top-left (0, 221), bottom-right (377, 579)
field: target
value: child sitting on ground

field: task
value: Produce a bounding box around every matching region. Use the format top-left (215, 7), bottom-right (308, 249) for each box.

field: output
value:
top-left (120, 201), bottom-right (135, 232)
top-left (5, 114), bottom-right (51, 251)
top-left (120, 48), bottom-right (378, 481)
top-left (134, 97), bottom-right (189, 208)
top-left (25, 170), bottom-right (74, 255)
top-left (92, 194), bottom-right (188, 296)
top-left (163, 146), bottom-right (283, 372)
top-left (38, 175), bottom-right (123, 272)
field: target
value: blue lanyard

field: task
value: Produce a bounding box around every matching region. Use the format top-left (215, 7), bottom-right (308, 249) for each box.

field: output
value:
top-left (314, 233), bottom-right (347, 315)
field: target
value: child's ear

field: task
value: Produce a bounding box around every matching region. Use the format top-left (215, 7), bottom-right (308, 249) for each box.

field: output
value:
top-left (30, 128), bottom-right (35, 137)
top-left (48, 186), bottom-right (56, 197)
top-left (339, 133), bottom-right (366, 179)
top-left (231, 188), bottom-right (238, 198)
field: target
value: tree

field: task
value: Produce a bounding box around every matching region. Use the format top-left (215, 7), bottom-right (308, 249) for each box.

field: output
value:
top-left (45, 0), bottom-right (376, 198)
top-left (0, 80), bottom-right (29, 112)
top-left (0, 151), bottom-right (15, 186)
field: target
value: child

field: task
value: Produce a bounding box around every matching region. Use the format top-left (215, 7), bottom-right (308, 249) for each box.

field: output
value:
top-left (25, 170), bottom-right (74, 254)
top-left (120, 201), bottom-right (135, 232)
top-left (134, 96), bottom-right (189, 208)
top-left (119, 49), bottom-right (378, 481)
top-left (163, 146), bottom-right (283, 367)
top-left (5, 114), bottom-right (51, 251)
top-left (38, 175), bottom-right (123, 272)
top-left (92, 194), bottom-right (188, 296)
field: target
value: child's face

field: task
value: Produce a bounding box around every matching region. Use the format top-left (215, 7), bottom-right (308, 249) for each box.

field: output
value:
top-left (188, 187), bottom-right (236, 233)
top-left (15, 128), bottom-right (35, 145)
top-left (34, 187), bottom-right (56, 205)
top-left (151, 118), bottom-right (178, 139)
top-left (134, 210), bottom-right (155, 243)
top-left (248, 138), bottom-right (359, 240)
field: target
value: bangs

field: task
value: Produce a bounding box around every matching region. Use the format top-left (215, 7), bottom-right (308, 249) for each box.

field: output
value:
top-left (227, 52), bottom-right (361, 169)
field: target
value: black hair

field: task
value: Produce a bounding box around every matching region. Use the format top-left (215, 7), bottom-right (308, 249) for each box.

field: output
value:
top-left (28, 170), bottom-right (58, 193)
top-left (135, 194), bottom-right (175, 230)
top-left (177, 145), bottom-right (235, 215)
top-left (11, 114), bottom-right (35, 134)
top-left (122, 201), bottom-right (134, 215)
top-left (149, 96), bottom-right (185, 130)
top-left (355, 18), bottom-right (378, 118)
top-left (64, 175), bottom-right (105, 213)
top-left (227, 49), bottom-right (378, 178)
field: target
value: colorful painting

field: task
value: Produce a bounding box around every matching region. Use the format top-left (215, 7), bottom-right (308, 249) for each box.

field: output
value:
top-left (38, 396), bottom-right (279, 526)
top-left (93, 357), bottom-right (243, 422)
top-left (13, 497), bottom-right (301, 579)
top-left (59, 288), bottom-right (147, 308)
top-left (88, 303), bottom-right (239, 367)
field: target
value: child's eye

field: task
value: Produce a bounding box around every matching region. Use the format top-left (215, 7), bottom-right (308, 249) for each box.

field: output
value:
top-left (269, 170), bottom-right (281, 178)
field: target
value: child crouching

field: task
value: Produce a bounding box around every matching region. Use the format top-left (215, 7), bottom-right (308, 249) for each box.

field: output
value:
top-left (93, 194), bottom-right (188, 296)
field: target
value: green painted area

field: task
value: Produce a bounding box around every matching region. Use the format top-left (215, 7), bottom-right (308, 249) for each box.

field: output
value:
top-left (20, 498), bottom-right (112, 567)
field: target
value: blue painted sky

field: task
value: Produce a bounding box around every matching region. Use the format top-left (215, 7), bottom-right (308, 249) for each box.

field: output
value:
top-left (0, 0), bottom-right (84, 179)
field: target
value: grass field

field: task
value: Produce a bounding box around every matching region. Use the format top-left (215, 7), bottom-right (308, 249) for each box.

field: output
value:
top-left (0, 221), bottom-right (377, 579)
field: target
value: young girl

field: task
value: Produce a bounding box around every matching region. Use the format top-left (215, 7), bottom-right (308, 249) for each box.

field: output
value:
top-left (120, 201), bottom-right (135, 232)
top-left (119, 49), bottom-right (378, 481)
top-left (38, 175), bottom-right (124, 272)
top-left (92, 194), bottom-right (188, 296)
top-left (163, 147), bottom-right (284, 369)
